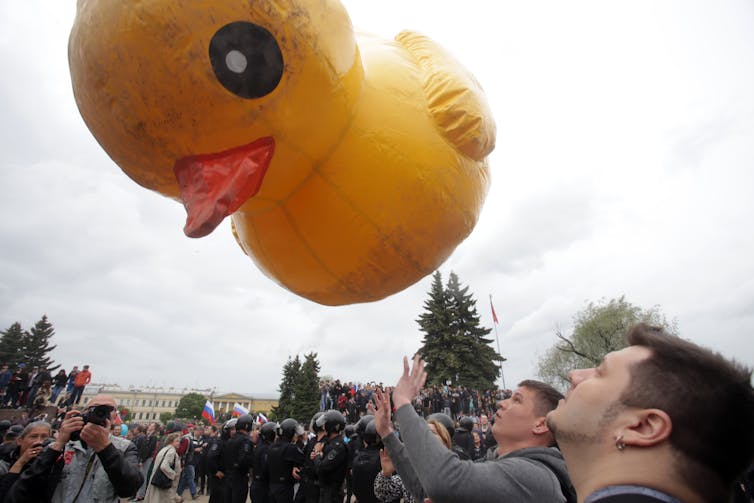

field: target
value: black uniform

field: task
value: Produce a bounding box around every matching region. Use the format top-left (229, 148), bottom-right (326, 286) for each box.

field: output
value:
top-left (313, 435), bottom-right (348, 503)
top-left (205, 435), bottom-right (225, 503)
top-left (266, 438), bottom-right (305, 503)
top-left (223, 432), bottom-right (254, 503)
top-left (250, 438), bottom-right (272, 503)
top-left (345, 434), bottom-right (360, 503)
top-left (350, 444), bottom-right (383, 503)
top-left (294, 436), bottom-right (323, 503)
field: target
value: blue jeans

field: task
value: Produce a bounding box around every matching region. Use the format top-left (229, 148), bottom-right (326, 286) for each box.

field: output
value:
top-left (177, 464), bottom-right (196, 497)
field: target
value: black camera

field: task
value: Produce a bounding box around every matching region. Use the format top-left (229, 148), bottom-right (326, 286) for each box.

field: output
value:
top-left (70, 405), bottom-right (114, 442)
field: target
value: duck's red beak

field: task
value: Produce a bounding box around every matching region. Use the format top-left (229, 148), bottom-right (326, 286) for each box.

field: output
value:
top-left (174, 137), bottom-right (275, 238)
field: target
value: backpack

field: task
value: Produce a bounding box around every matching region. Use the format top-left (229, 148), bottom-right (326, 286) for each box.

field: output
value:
top-left (179, 434), bottom-right (195, 465)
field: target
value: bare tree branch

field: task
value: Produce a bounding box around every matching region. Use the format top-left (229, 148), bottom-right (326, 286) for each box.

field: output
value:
top-left (555, 329), bottom-right (601, 364)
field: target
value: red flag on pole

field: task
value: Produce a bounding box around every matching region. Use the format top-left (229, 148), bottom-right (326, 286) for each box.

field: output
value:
top-left (490, 296), bottom-right (499, 324)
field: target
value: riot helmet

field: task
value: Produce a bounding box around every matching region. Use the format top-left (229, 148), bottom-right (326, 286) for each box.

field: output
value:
top-left (260, 421), bottom-right (277, 442)
top-left (236, 414), bottom-right (254, 432)
top-left (277, 418), bottom-right (302, 440)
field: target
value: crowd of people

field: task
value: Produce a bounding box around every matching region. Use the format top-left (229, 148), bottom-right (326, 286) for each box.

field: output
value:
top-left (319, 380), bottom-right (508, 423)
top-left (0, 363), bottom-right (92, 411)
top-left (0, 323), bottom-right (752, 503)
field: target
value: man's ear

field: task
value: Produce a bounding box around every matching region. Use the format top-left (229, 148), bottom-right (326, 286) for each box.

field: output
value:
top-left (532, 416), bottom-right (549, 436)
top-left (620, 408), bottom-right (672, 447)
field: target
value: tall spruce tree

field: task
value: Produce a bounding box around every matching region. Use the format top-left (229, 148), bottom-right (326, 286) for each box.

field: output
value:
top-left (26, 315), bottom-right (58, 370)
top-left (417, 271), bottom-right (502, 389)
top-left (292, 352), bottom-right (321, 423)
top-left (445, 272), bottom-right (502, 388)
top-left (272, 355), bottom-right (301, 420)
top-left (0, 322), bottom-right (28, 367)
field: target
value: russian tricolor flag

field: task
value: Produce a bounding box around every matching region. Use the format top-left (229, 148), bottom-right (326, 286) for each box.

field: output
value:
top-left (256, 412), bottom-right (268, 424)
top-left (232, 402), bottom-right (249, 417)
top-left (202, 400), bottom-right (216, 424)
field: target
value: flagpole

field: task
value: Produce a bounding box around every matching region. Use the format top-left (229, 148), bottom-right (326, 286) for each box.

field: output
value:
top-left (490, 295), bottom-right (506, 389)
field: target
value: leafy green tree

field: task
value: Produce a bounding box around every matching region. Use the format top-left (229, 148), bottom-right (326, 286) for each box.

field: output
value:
top-left (417, 271), bottom-right (502, 389)
top-left (272, 355), bottom-right (302, 420)
top-left (292, 352), bottom-right (321, 422)
top-left (537, 296), bottom-right (678, 390)
top-left (175, 392), bottom-right (206, 420)
top-left (26, 315), bottom-right (58, 371)
top-left (160, 412), bottom-right (174, 423)
top-left (0, 322), bottom-right (27, 367)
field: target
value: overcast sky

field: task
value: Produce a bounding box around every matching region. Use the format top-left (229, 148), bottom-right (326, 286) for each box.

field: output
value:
top-left (1, 1), bottom-right (753, 396)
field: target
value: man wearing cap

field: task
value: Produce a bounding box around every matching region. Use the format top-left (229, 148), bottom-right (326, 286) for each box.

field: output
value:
top-left (4, 393), bottom-right (143, 502)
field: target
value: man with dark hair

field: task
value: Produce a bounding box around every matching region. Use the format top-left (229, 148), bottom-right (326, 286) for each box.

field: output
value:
top-left (370, 355), bottom-right (576, 503)
top-left (547, 323), bottom-right (754, 503)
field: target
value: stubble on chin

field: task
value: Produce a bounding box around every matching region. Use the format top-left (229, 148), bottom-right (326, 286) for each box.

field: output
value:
top-left (548, 401), bottom-right (625, 445)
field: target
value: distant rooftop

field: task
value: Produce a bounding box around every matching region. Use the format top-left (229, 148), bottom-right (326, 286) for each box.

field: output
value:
top-left (84, 383), bottom-right (279, 400)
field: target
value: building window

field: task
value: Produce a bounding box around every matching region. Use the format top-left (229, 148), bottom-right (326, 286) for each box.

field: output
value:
top-left (142, 399), bottom-right (146, 407)
top-left (148, 400), bottom-right (153, 407)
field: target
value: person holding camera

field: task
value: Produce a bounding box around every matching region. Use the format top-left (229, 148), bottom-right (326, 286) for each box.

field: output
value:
top-left (4, 393), bottom-right (143, 502)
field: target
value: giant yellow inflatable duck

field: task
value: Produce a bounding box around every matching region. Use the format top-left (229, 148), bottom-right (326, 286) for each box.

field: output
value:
top-left (69, 0), bottom-right (495, 305)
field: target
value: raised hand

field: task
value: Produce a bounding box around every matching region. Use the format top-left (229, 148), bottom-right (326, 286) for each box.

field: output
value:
top-left (391, 355), bottom-right (427, 410)
top-left (367, 387), bottom-right (394, 438)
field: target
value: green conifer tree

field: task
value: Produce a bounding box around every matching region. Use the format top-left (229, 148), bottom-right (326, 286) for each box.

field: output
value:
top-left (26, 315), bottom-right (58, 370)
top-left (445, 272), bottom-right (502, 389)
top-left (0, 322), bottom-right (28, 367)
top-left (417, 271), bottom-right (502, 389)
top-left (271, 355), bottom-right (301, 420)
top-left (292, 352), bottom-right (321, 423)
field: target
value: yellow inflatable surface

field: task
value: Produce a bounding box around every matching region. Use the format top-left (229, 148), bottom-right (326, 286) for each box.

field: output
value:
top-left (69, 0), bottom-right (496, 305)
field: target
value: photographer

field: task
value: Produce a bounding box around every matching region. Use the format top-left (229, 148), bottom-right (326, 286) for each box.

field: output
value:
top-left (5, 394), bottom-right (143, 502)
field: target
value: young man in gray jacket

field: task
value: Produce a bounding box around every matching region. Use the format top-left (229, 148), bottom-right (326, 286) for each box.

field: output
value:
top-left (370, 356), bottom-right (575, 503)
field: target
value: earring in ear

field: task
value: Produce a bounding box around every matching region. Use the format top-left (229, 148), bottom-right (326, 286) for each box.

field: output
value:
top-left (614, 435), bottom-right (626, 451)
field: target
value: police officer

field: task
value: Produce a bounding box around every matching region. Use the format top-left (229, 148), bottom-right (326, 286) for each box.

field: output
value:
top-left (223, 414), bottom-right (254, 503)
top-left (312, 410), bottom-right (348, 503)
top-left (250, 421), bottom-right (276, 503)
top-left (346, 415), bottom-right (373, 503)
top-left (350, 420), bottom-right (385, 503)
top-left (209, 418), bottom-right (237, 503)
top-left (205, 423), bottom-right (226, 503)
top-left (343, 424), bottom-right (357, 503)
top-left (294, 412), bottom-right (325, 503)
top-left (267, 418), bottom-right (305, 503)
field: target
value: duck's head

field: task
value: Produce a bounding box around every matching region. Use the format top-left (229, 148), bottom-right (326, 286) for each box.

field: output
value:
top-left (70, 0), bottom-right (363, 237)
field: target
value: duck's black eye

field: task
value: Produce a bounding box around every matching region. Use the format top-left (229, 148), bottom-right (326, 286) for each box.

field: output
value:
top-left (209, 21), bottom-right (284, 99)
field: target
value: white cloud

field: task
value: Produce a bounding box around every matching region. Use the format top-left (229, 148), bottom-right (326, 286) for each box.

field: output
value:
top-left (2, 0), bottom-right (753, 396)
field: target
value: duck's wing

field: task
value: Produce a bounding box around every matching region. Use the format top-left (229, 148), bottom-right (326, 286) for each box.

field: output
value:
top-left (396, 30), bottom-right (496, 161)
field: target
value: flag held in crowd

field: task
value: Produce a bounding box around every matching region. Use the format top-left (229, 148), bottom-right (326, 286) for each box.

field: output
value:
top-left (257, 412), bottom-right (268, 424)
top-left (202, 400), bottom-right (215, 424)
top-left (232, 402), bottom-right (249, 417)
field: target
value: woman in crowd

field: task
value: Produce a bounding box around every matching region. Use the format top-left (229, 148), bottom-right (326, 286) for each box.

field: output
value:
top-left (145, 432), bottom-right (181, 503)
top-left (374, 418), bottom-right (452, 503)
top-left (0, 421), bottom-right (52, 501)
